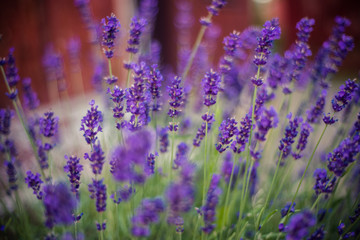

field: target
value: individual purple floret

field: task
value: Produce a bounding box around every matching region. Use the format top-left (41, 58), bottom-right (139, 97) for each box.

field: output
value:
top-left (231, 114), bottom-right (252, 154)
top-left (43, 183), bottom-right (77, 229)
top-left (331, 79), bottom-right (358, 112)
top-left (84, 141), bottom-right (105, 175)
top-left (147, 64), bottom-right (163, 111)
top-left (64, 155), bottom-right (83, 195)
top-left (279, 114), bottom-right (302, 160)
top-left (173, 142), bottom-right (189, 169)
top-left (286, 210), bottom-right (316, 240)
top-left (96, 221), bottom-right (106, 231)
top-left (39, 112), bottom-right (59, 138)
top-left (132, 198), bottom-right (165, 237)
top-left (202, 69), bottom-right (221, 107)
top-left (281, 202), bottom-right (296, 218)
top-left (159, 127), bottom-right (169, 153)
top-left (108, 85), bottom-right (125, 129)
top-left (253, 18), bottom-right (281, 69)
top-left (126, 62), bottom-right (149, 131)
top-left (0, 108), bottom-right (12, 136)
top-left (127, 17), bottom-right (147, 54)
top-left (101, 13), bottom-right (120, 59)
top-left (219, 31), bottom-right (241, 74)
top-left (22, 78), bottom-right (40, 111)
top-left (307, 90), bottom-right (327, 124)
top-left (307, 225), bottom-right (325, 240)
top-left (327, 135), bottom-right (360, 177)
top-left (80, 100), bottom-right (103, 145)
top-left (255, 106), bottom-right (278, 142)
top-left (201, 174), bottom-right (222, 234)
top-left (322, 113), bottom-right (337, 125)
top-left (25, 170), bottom-right (43, 200)
top-left (313, 168), bottom-right (336, 195)
top-left (216, 117), bottom-right (238, 153)
top-left (292, 121), bottom-right (312, 159)
top-left (168, 76), bottom-right (184, 132)
top-left (88, 178), bottom-right (107, 212)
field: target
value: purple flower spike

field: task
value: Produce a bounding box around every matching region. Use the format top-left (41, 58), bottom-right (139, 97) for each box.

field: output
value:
top-left (43, 183), bottom-right (77, 229)
top-left (313, 168), bottom-right (336, 195)
top-left (64, 155), bottom-right (83, 195)
top-left (281, 202), bottom-right (296, 218)
top-left (255, 106), bottom-right (278, 142)
top-left (5, 48), bottom-right (20, 88)
top-left (216, 117), bottom-right (238, 153)
top-left (22, 78), bottom-right (40, 111)
top-left (286, 210), bottom-right (316, 240)
top-left (159, 127), bottom-right (169, 153)
top-left (80, 100), bottom-right (103, 145)
top-left (88, 178), bottom-right (107, 212)
top-left (307, 90), bottom-right (327, 124)
top-left (296, 17), bottom-right (315, 43)
top-left (279, 114), bottom-right (302, 160)
top-left (101, 13), bottom-right (120, 59)
top-left (322, 113), bottom-right (337, 125)
top-left (5, 158), bottom-right (18, 192)
top-left (307, 225), bottom-right (325, 240)
top-left (146, 153), bottom-right (156, 175)
top-left (127, 17), bottom-right (147, 54)
top-left (168, 76), bottom-right (184, 131)
top-left (84, 141), bottom-right (105, 175)
top-left (206, 0), bottom-right (227, 16)
top-left (0, 108), bottom-right (12, 136)
top-left (267, 53), bottom-right (286, 89)
top-left (147, 64), bottom-right (163, 111)
top-left (39, 112), bottom-right (59, 138)
top-left (201, 174), bottom-right (222, 234)
top-left (25, 170), bottom-right (43, 200)
top-left (202, 69), bottom-right (221, 107)
top-left (231, 114), bottom-right (252, 154)
top-left (193, 117), bottom-right (215, 147)
top-left (108, 85), bottom-right (125, 128)
top-left (173, 142), bottom-right (189, 169)
top-left (292, 121), bottom-right (312, 159)
top-left (331, 79), bottom-right (358, 112)
top-left (220, 31), bottom-right (241, 74)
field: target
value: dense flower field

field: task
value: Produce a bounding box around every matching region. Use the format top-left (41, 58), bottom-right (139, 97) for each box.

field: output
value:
top-left (1, 0), bottom-right (360, 239)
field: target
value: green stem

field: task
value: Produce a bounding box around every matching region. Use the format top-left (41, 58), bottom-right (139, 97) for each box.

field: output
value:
top-left (202, 107), bottom-right (210, 206)
top-left (126, 53), bottom-right (134, 88)
top-left (108, 59), bottom-right (113, 78)
top-left (192, 216), bottom-right (200, 240)
top-left (170, 120), bottom-right (176, 181)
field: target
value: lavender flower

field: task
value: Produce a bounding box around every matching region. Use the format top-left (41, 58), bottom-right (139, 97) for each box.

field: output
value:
top-left (4, 48), bottom-right (20, 88)
top-left (216, 117), bottom-right (238, 153)
top-left (307, 90), bottom-right (327, 124)
top-left (173, 142), bottom-right (189, 169)
top-left (279, 114), bottom-right (302, 160)
top-left (322, 113), bottom-right (337, 125)
top-left (22, 78), bottom-right (40, 111)
top-left (349, 204), bottom-right (360, 223)
top-left (108, 85), bottom-right (125, 129)
top-left (80, 100), bottom-right (103, 145)
top-left (286, 210), bottom-right (316, 240)
top-left (201, 174), bottom-right (222, 234)
top-left (205, 0), bottom-right (227, 16)
top-left (193, 117), bottom-right (214, 147)
top-left (331, 79), bottom-right (358, 112)
top-left (307, 226), bottom-right (325, 240)
top-left (127, 17), bottom-right (147, 54)
top-left (313, 168), bottom-right (336, 195)
top-left (292, 121), bottom-right (312, 159)
top-left (25, 171), bottom-right (43, 199)
top-left (168, 76), bottom-right (184, 131)
top-left (159, 127), bottom-right (169, 153)
top-left (84, 141), bottom-right (105, 175)
top-left (132, 198), bottom-right (165, 237)
top-left (146, 153), bottom-right (156, 175)
top-left (88, 178), bottom-right (107, 212)
top-left (101, 13), bottom-right (120, 59)
top-left (64, 155), bottom-right (83, 195)
top-left (39, 112), bottom-right (59, 138)
top-left (267, 53), bottom-right (286, 89)
top-left (0, 108), bottom-right (12, 136)
top-left (43, 183), bottom-right (77, 229)
top-left (37, 142), bottom-right (50, 170)
top-left (281, 202), bottom-right (296, 218)
top-left (5, 158), bottom-right (18, 192)
top-left (255, 106), bottom-right (278, 142)
top-left (202, 69), bottom-right (221, 107)
top-left (110, 185), bottom-right (134, 204)
top-left (219, 31), bottom-right (241, 74)
top-left (147, 64), bottom-right (163, 111)
top-left (231, 114), bottom-right (252, 154)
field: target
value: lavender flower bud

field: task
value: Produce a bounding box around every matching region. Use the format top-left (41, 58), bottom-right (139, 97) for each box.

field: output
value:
top-left (231, 114), bottom-right (252, 154)
top-left (127, 17), bottom-right (147, 54)
top-left (80, 100), bottom-right (103, 145)
top-left (5, 157), bottom-right (18, 191)
top-left (202, 69), bottom-right (221, 107)
top-left (307, 225), bottom-right (325, 240)
top-left (216, 117), bottom-right (238, 153)
top-left (25, 171), bottom-right (43, 199)
top-left (88, 178), bottom-right (107, 212)
top-left (147, 64), bottom-right (163, 111)
top-left (159, 127), bottom-right (169, 153)
top-left (255, 106), bottom-right (278, 142)
top-left (331, 79), bottom-right (358, 112)
top-left (281, 202), bottom-right (296, 218)
top-left (193, 117), bottom-right (214, 147)
top-left (205, 0), bottom-right (227, 17)
top-left (101, 13), bottom-right (120, 59)
top-left (39, 112), bottom-right (59, 138)
top-left (279, 114), bottom-right (302, 159)
top-left (173, 142), bottom-right (189, 169)
top-left (219, 31), bottom-right (241, 74)
top-left (307, 90), bottom-right (327, 124)
top-left (168, 76), bottom-right (184, 131)
top-left (292, 121), bottom-right (312, 159)
top-left (0, 108), bottom-right (12, 136)
top-left (5, 48), bottom-right (20, 87)
top-left (108, 85), bottom-right (125, 128)
top-left (84, 141), bottom-right (105, 175)
top-left (286, 210), bottom-right (316, 240)
top-left (64, 155), bottom-right (83, 195)
top-left (313, 168), bottom-right (336, 195)
top-left (22, 78), bottom-right (40, 110)
top-left (146, 153), bottom-right (156, 175)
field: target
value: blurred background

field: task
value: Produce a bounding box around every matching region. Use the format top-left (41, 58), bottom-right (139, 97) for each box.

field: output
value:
top-left (0, 0), bottom-right (359, 108)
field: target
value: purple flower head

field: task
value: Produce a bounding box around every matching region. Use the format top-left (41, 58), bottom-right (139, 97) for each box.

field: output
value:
top-left (22, 78), bottom-right (40, 110)
top-left (193, 116), bottom-right (215, 147)
top-left (4, 48), bottom-right (20, 87)
top-left (219, 31), bottom-right (241, 73)
top-left (84, 141), bottom-right (105, 175)
top-left (64, 155), bottom-right (83, 195)
top-left (167, 76), bottom-right (184, 117)
top-left (127, 17), bottom-right (147, 54)
top-left (286, 210), bottom-right (316, 240)
top-left (279, 114), bottom-right (302, 159)
top-left (39, 112), bottom-right (59, 138)
top-left (173, 142), bottom-right (189, 169)
top-left (0, 108), bottom-right (12, 136)
top-left (104, 75), bottom-right (118, 85)
top-left (292, 121), bottom-right (312, 159)
top-left (307, 90), bottom-right (327, 124)
top-left (216, 117), bottom-right (238, 153)
top-left (80, 100), bottom-right (103, 145)
top-left (322, 113), bottom-right (337, 125)
top-left (110, 185), bottom-right (134, 204)
top-left (201, 174), bottom-right (222, 234)
top-left (253, 18), bottom-right (281, 67)
top-left (108, 85), bottom-right (125, 126)
top-left (37, 142), bottom-right (49, 170)
top-left (313, 168), bottom-right (336, 195)
top-left (147, 64), bottom-right (163, 111)
top-left (43, 183), bottom-right (77, 229)
top-left (5, 157), bottom-right (18, 192)
top-left (331, 79), bottom-right (358, 112)
top-left (159, 127), bottom-right (169, 153)
top-left (349, 204), bottom-right (360, 223)
top-left (267, 53), bottom-right (286, 89)
top-left (231, 114), bottom-right (252, 154)
top-left (146, 153), bottom-right (156, 175)
top-left (42, 45), bottom-right (65, 82)
top-left (132, 198), bottom-right (165, 237)
top-left (307, 226), bottom-right (325, 240)
top-left (202, 69), bottom-right (221, 107)
top-left (88, 178), bottom-right (107, 212)
top-left (255, 106), bottom-right (278, 142)
top-left (101, 13), bottom-right (120, 59)
top-left (296, 17), bottom-right (315, 43)
top-left (25, 171), bottom-right (43, 199)
top-left (281, 202), bottom-right (296, 218)
top-left (206, 0), bottom-right (227, 16)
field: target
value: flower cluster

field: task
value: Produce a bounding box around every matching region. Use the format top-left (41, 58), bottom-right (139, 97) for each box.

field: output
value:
top-left (22, 78), bottom-right (40, 111)
top-left (173, 142), bottom-right (189, 169)
top-left (286, 210), bottom-right (316, 240)
top-left (108, 85), bottom-right (125, 129)
top-left (231, 114), bottom-right (252, 154)
top-left (88, 178), bottom-right (107, 213)
top-left (127, 17), bottom-right (147, 54)
top-left (167, 76), bottom-right (184, 131)
top-left (101, 13), bottom-right (120, 59)
top-left (313, 168), bottom-right (336, 195)
top-left (281, 202), bottom-right (296, 218)
top-left (255, 106), bottom-right (278, 142)
top-left (159, 127), bottom-right (169, 153)
top-left (202, 69), bottom-right (221, 107)
top-left (216, 117), bottom-right (238, 153)
top-left (147, 64), bottom-right (163, 111)
top-left (80, 100), bottom-right (103, 145)
top-left (193, 114), bottom-right (215, 147)
top-left (331, 79), bottom-right (358, 112)
top-left (292, 121), bottom-right (312, 159)
top-left (219, 31), bottom-right (241, 74)
top-left (39, 112), bottom-right (59, 138)
top-left (279, 114), bottom-right (302, 160)
top-left (307, 90), bottom-right (327, 124)
top-left (0, 108), bottom-right (12, 136)
top-left (24, 171), bottom-right (43, 200)
top-left (3, 48), bottom-right (20, 99)
top-left (64, 155), bottom-right (83, 195)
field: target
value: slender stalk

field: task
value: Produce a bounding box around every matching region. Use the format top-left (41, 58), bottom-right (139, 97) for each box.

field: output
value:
top-left (126, 53), bottom-right (134, 88)
top-left (202, 107), bottom-right (210, 206)
top-left (192, 216), bottom-right (201, 240)
top-left (170, 121), bottom-right (176, 180)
